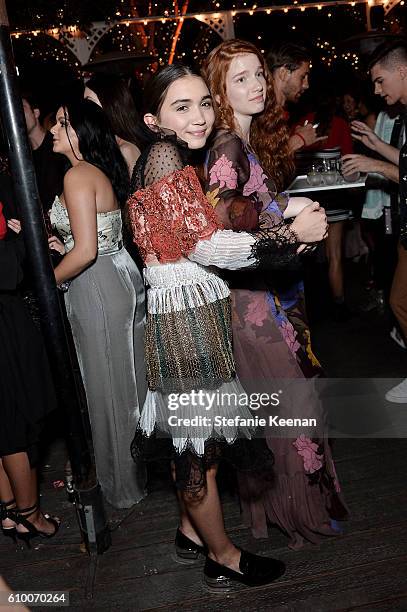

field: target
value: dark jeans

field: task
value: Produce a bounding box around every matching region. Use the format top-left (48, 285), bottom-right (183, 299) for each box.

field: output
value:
top-left (361, 216), bottom-right (398, 299)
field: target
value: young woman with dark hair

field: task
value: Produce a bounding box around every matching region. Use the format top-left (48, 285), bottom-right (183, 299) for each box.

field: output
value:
top-left (203, 40), bottom-right (348, 549)
top-left (48, 98), bottom-right (147, 509)
top-left (84, 74), bottom-right (141, 178)
top-left (126, 63), bottom-right (327, 590)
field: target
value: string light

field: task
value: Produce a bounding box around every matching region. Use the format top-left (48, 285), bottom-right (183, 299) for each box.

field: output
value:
top-left (10, 0), bottom-right (399, 35)
top-left (10, 0), bottom-right (402, 68)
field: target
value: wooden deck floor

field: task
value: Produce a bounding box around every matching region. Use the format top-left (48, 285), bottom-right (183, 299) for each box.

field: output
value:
top-left (2, 261), bottom-right (407, 610)
top-left (1, 438), bottom-right (407, 611)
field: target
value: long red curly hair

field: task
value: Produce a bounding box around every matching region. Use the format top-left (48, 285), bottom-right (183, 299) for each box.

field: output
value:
top-left (201, 39), bottom-right (294, 191)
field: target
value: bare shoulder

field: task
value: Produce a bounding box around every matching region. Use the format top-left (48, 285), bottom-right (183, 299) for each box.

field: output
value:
top-left (63, 162), bottom-right (107, 191)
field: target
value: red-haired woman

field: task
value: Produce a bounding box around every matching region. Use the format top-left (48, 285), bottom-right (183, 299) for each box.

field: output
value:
top-left (202, 39), bottom-right (348, 549)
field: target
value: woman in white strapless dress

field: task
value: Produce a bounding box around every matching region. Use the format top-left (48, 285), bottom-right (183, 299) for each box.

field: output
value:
top-left (49, 99), bottom-right (147, 509)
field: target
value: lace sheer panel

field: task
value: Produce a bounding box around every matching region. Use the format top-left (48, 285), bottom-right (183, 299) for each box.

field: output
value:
top-left (250, 223), bottom-right (300, 270)
top-left (127, 162), bottom-right (222, 264)
top-left (143, 141), bottom-right (185, 187)
top-left (205, 131), bottom-right (260, 231)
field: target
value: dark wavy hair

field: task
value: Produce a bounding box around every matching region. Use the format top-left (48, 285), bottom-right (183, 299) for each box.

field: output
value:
top-left (62, 98), bottom-right (130, 206)
top-left (266, 41), bottom-right (311, 74)
top-left (202, 39), bottom-right (294, 191)
top-left (85, 74), bottom-right (141, 148)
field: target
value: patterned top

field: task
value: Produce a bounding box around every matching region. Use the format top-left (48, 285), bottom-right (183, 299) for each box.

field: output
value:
top-left (205, 130), bottom-right (289, 231)
top-left (128, 137), bottom-right (300, 270)
top-left (50, 195), bottom-right (122, 254)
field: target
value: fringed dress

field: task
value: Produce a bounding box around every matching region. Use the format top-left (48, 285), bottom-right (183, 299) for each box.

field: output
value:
top-left (127, 137), bottom-right (300, 494)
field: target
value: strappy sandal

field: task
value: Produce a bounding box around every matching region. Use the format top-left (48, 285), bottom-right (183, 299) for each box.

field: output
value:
top-left (16, 502), bottom-right (60, 548)
top-left (0, 498), bottom-right (17, 542)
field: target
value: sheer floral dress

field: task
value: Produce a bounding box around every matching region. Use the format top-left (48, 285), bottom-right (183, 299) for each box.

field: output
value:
top-left (127, 135), bottom-right (301, 495)
top-left (205, 129), bottom-right (348, 548)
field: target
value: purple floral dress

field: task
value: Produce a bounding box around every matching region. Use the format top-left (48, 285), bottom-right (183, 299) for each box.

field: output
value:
top-left (205, 129), bottom-right (348, 549)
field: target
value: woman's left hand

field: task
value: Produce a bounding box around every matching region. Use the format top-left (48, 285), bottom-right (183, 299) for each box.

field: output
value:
top-left (7, 218), bottom-right (21, 234)
top-left (48, 235), bottom-right (65, 255)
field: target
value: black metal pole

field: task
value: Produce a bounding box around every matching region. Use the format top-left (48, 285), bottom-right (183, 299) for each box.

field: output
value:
top-left (0, 1), bottom-right (110, 554)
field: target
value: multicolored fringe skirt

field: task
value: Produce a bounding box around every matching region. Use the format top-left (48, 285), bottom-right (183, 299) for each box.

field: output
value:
top-left (132, 261), bottom-right (274, 493)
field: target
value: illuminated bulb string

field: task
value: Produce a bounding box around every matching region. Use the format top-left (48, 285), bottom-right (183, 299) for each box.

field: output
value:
top-left (9, 0), bottom-right (403, 68)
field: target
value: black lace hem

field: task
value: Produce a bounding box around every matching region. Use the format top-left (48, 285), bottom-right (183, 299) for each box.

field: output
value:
top-left (250, 222), bottom-right (301, 270)
top-left (131, 428), bottom-right (275, 497)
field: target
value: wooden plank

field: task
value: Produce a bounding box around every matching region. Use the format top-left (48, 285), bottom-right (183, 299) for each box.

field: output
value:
top-left (2, 457), bottom-right (406, 568)
top-left (4, 515), bottom-right (407, 609)
top-left (21, 521), bottom-right (401, 610)
top-left (68, 549), bottom-right (407, 610)
top-left (345, 598), bottom-right (407, 612)
top-left (1, 439), bottom-right (406, 610)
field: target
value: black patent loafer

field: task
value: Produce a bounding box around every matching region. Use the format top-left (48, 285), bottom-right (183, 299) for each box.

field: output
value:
top-left (204, 549), bottom-right (285, 592)
top-left (174, 528), bottom-right (208, 564)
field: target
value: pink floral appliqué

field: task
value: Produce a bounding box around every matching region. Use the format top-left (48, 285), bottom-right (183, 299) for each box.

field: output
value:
top-left (293, 435), bottom-right (323, 474)
top-left (243, 160), bottom-right (269, 196)
top-left (209, 154), bottom-right (238, 190)
top-left (246, 293), bottom-right (269, 327)
top-left (280, 319), bottom-right (300, 355)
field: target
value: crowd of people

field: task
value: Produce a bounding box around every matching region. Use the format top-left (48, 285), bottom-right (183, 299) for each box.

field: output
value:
top-left (1, 36), bottom-right (407, 592)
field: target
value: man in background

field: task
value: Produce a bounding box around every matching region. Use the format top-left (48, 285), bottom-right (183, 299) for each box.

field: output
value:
top-left (346, 40), bottom-right (407, 402)
top-left (267, 41), bottom-right (326, 152)
top-left (22, 94), bottom-right (66, 214)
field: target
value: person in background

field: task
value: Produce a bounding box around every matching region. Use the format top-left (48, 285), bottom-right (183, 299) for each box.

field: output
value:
top-left (342, 90), bottom-right (360, 123)
top-left (0, 170), bottom-right (59, 547)
top-left (342, 88), bottom-right (377, 130)
top-left (84, 75), bottom-right (145, 266)
top-left (267, 41), bottom-right (327, 154)
top-left (22, 93), bottom-right (66, 214)
top-left (347, 39), bottom-right (407, 403)
top-left (84, 75), bottom-right (141, 180)
top-left (346, 107), bottom-right (402, 317)
top-left (48, 99), bottom-right (147, 508)
top-left (295, 87), bottom-right (354, 319)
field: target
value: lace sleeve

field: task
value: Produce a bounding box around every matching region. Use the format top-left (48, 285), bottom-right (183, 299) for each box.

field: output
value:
top-left (189, 222), bottom-right (300, 271)
top-left (205, 131), bottom-right (260, 231)
top-left (143, 141), bottom-right (185, 187)
top-left (127, 163), bottom-right (222, 264)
